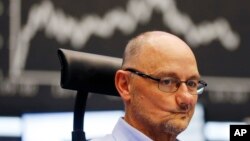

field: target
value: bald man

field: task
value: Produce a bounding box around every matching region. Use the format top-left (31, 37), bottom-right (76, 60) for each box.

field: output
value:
top-left (91, 31), bottom-right (207, 141)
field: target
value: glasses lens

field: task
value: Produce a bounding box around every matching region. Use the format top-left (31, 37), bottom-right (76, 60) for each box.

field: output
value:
top-left (159, 77), bottom-right (179, 93)
top-left (159, 78), bottom-right (207, 95)
top-left (186, 80), bottom-right (198, 88)
top-left (197, 87), bottom-right (204, 95)
top-left (196, 81), bottom-right (207, 95)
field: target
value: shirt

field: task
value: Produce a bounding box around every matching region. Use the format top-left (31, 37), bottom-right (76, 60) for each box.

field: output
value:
top-left (90, 118), bottom-right (152, 141)
top-left (90, 118), bottom-right (180, 141)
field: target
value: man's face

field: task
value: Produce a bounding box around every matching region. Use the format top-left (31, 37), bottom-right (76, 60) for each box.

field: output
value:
top-left (127, 37), bottom-right (200, 136)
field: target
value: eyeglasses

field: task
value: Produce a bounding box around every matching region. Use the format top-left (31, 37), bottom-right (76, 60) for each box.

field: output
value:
top-left (125, 68), bottom-right (207, 95)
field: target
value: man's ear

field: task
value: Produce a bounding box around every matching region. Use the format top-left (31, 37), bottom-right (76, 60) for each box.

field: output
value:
top-left (115, 70), bottom-right (131, 101)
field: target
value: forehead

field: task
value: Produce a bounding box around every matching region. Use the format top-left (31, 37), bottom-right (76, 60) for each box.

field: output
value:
top-left (153, 66), bottom-right (200, 80)
top-left (137, 35), bottom-right (199, 78)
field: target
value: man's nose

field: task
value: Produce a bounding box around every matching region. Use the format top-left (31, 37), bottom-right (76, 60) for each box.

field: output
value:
top-left (175, 83), bottom-right (196, 109)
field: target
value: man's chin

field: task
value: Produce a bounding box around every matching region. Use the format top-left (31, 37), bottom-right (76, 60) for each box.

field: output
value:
top-left (162, 119), bottom-right (189, 135)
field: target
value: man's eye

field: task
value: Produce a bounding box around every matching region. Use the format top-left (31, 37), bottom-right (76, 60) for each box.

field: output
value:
top-left (161, 78), bottom-right (175, 85)
top-left (186, 80), bottom-right (198, 88)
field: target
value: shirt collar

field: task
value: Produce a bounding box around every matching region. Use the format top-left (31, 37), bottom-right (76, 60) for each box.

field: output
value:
top-left (112, 118), bottom-right (153, 141)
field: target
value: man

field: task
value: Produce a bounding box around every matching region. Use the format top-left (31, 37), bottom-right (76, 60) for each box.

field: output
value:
top-left (91, 31), bottom-right (207, 141)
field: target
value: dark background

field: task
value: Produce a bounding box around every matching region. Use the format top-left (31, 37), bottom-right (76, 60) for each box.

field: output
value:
top-left (0, 0), bottom-right (250, 124)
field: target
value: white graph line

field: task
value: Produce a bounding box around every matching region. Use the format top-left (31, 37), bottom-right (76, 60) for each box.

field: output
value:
top-left (10, 0), bottom-right (240, 81)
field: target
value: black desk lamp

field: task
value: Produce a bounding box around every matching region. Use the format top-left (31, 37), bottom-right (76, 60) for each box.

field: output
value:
top-left (57, 48), bottom-right (122, 141)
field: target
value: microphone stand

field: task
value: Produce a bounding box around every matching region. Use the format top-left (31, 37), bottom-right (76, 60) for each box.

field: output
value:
top-left (72, 91), bottom-right (88, 141)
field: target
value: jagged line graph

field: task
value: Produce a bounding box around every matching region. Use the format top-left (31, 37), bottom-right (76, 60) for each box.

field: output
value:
top-left (7, 0), bottom-right (248, 97)
top-left (10, 0), bottom-right (241, 79)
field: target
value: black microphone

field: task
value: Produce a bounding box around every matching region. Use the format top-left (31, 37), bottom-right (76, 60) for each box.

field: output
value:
top-left (57, 48), bottom-right (122, 96)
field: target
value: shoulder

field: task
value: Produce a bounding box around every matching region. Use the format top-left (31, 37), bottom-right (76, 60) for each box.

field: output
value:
top-left (89, 134), bottom-right (115, 141)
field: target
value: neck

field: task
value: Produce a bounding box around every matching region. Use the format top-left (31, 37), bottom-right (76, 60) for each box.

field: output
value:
top-left (124, 115), bottom-right (178, 141)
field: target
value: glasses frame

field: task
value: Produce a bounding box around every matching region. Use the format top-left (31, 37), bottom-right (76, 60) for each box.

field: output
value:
top-left (124, 68), bottom-right (207, 95)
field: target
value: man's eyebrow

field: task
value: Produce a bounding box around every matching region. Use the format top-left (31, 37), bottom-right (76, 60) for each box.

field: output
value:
top-left (152, 71), bottom-right (200, 80)
top-left (188, 75), bottom-right (201, 80)
top-left (151, 71), bottom-right (178, 78)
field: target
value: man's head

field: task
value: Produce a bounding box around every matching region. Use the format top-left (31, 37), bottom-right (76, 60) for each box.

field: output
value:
top-left (115, 31), bottom-right (203, 140)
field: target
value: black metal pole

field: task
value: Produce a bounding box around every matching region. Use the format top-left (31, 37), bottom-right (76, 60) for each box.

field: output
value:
top-left (72, 91), bottom-right (88, 141)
